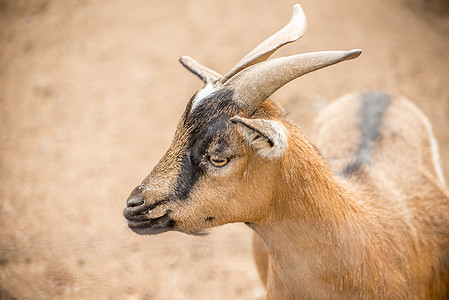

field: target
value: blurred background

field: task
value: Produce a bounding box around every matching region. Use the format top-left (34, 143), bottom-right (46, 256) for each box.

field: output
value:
top-left (1, 0), bottom-right (448, 299)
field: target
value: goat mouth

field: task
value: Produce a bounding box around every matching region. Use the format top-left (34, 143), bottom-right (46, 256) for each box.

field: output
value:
top-left (126, 212), bottom-right (173, 235)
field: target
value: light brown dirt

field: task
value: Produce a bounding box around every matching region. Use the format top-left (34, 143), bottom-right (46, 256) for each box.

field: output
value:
top-left (0, 0), bottom-right (448, 299)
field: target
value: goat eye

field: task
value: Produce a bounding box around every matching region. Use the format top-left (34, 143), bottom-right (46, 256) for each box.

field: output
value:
top-left (209, 155), bottom-right (228, 167)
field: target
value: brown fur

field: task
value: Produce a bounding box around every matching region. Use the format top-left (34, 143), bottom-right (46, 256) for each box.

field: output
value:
top-left (125, 94), bottom-right (449, 298)
top-left (123, 4), bottom-right (449, 298)
top-left (247, 94), bottom-right (449, 299)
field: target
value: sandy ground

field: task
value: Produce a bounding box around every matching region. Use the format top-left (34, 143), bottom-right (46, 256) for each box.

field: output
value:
top-left (0, 0), bottom-right (448, 299)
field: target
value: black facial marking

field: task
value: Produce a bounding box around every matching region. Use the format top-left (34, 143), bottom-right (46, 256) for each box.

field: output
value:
top-left (341, 91), bottom-right (390, 177)
top-left (174, 149), bottom-right (203, 200)
top-left (174, 89), bottom-right (241, 200)
top-left (190, 89), bottom-right (238, 119)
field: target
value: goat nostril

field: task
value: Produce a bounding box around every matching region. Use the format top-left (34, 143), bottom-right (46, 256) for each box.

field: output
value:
top-left (127, 194), bottom-right (145, 207)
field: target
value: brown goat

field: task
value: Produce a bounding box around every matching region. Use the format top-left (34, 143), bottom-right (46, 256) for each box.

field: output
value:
top-left (123, 4), bottom-right (449, 299)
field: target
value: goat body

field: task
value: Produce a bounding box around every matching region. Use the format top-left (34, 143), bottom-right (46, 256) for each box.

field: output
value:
top-left (251, 93), bottom-right (449, 299)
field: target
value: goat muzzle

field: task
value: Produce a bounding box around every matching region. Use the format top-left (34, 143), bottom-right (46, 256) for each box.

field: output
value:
top-left (123, 186), bottom-right (174, 235)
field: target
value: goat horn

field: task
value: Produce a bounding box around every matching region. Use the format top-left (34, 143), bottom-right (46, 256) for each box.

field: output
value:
top-left (225, 49), bottom-right (362, 113)
top-left (219, 4), bottom-right (307, 84)
top-left (179, 56), bottom-right (222, 83)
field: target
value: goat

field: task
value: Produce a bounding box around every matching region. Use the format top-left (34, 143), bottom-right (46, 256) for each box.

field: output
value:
top-left (123, 4), bottom-right (449, 299)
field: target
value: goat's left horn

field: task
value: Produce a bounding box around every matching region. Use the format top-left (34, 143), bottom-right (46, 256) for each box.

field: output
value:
top-left (179, 56), bottom-right (222, 83)
top-left (225, 49), bottom-right (362, 114)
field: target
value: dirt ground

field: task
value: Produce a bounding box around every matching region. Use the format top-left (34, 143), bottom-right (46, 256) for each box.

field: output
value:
top-left (0, 0), bottom-right (448, 299)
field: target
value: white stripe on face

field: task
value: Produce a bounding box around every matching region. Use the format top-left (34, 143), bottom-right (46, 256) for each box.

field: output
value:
top-left (191, 82), bottom-right (216, 112)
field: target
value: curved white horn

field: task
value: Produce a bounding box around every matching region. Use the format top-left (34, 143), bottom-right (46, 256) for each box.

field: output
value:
top-left (225, 49), bottom-right (362, 113)
top-left (219, 4), bottom-right (307, 84)
top-left (179, 56), bottom-right (222, 83)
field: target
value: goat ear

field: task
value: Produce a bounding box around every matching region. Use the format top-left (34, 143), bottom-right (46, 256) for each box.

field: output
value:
top-left (231, 116), bottom-right (287, 158)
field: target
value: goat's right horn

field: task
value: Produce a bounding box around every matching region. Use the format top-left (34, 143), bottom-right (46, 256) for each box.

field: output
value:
top-left (225, 49), bottom-right (362, 114)
top-left (219, 4), bottom-right (307, 84)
